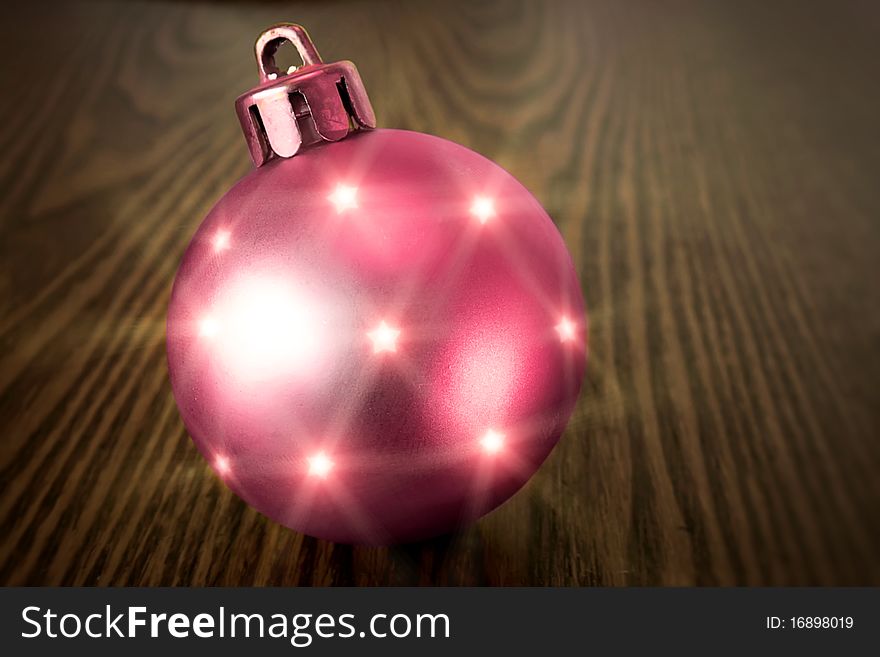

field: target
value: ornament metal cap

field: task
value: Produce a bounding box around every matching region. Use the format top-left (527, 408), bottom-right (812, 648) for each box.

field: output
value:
top-left (234, 23), bottom-right (376, 167)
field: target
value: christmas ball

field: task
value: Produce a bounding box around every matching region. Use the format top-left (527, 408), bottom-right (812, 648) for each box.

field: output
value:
top-left (166, 24), bottom-right (586, 544)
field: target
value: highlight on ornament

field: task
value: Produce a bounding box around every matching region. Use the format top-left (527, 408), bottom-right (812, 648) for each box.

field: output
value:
top-left (198, 317), bottom-right (220, 339)
top-left (199, 274), bottom-right (328, 385)
top-left (166, 21), bottom-right (587, 545)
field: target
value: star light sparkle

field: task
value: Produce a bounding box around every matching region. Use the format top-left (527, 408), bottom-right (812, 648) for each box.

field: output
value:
top-left (307, 452), bottom-right (334, 478)
top-left (327, 184), bottom-right (359, 213)
top-left (470, 195), bottom-right (496, 224)
top-left (367, 320), bottom-right (401, 354)
top-left (215, 455), bottom-right (231, 475)
top-left (212, 229), bottom-right (231, 252)
top-left (555, 316), bottom-right (577, 343)
top-left (480, 429), bottom-right (505, 454)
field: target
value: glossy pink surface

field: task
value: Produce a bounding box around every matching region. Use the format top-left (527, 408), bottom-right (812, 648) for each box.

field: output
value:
top-left (167, 129), bottom-right (586, 544)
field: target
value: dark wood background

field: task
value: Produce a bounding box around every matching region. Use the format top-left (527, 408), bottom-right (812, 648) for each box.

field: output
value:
top-left (1, 0), bottom-right (878, 586)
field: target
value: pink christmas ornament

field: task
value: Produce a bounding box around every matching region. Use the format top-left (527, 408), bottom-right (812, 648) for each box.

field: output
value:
top-left (167, 24), bottom-right (586, 544)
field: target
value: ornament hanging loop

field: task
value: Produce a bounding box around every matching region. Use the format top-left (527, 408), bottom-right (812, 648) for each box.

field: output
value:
top-left (235, 22), bottom-right (377, 168)
top-left (255, 24), bottom-right (322, 82)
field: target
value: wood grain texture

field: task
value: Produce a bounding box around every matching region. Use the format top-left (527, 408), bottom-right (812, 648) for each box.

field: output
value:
top-left (1, 0), bottom-right (878, 586)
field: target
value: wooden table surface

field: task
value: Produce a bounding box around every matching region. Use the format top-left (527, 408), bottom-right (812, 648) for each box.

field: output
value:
top-left (1, 0), bottom-right (878, 586)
